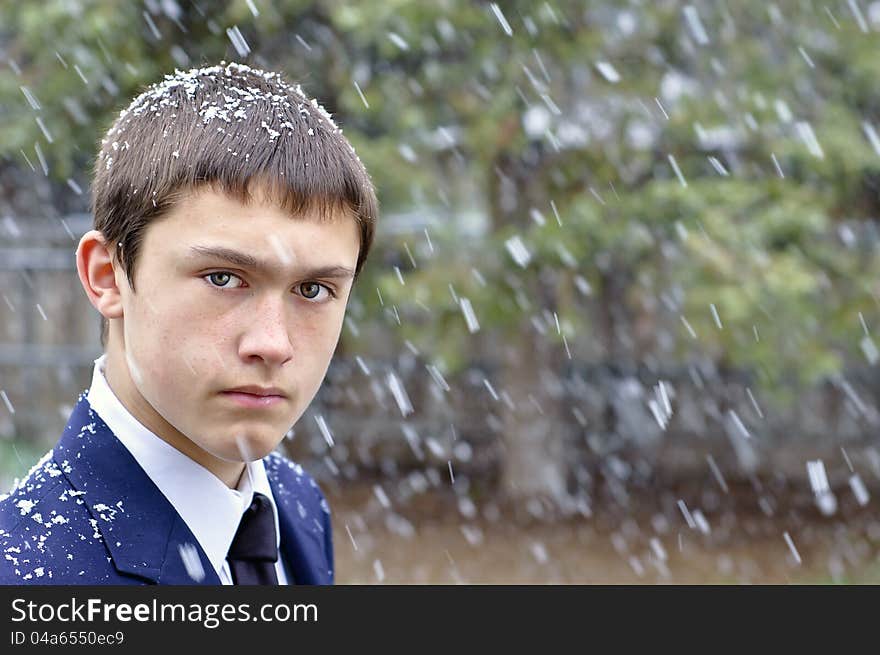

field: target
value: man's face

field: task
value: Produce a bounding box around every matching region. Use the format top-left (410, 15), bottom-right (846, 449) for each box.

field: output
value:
top-left (107, 186), bottom-right (360, 467)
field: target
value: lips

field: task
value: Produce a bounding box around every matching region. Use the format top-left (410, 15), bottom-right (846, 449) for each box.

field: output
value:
top-left (219, 385), bottom-right (288, 409)
top-left (222, 385), bottom-right (288, 398)
top-left (220, 391), bottom-right (285, 408)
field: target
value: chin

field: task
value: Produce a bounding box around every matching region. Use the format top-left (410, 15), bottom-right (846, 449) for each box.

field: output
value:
top-left (218, 431), bottom-right (283, 463)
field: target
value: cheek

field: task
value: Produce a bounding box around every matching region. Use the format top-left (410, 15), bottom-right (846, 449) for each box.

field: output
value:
top-left (291, 311), bottom-right (345, 363)
top-left (128, 296), bottom-right (222, 377)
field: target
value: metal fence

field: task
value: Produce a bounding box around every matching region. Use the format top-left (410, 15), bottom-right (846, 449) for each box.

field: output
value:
top-left (0, 213), bottom-right (101, 453)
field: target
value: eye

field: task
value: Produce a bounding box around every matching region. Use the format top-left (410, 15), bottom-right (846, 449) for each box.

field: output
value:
top-left (204, 272), bottom-right (245, 289)
top-left (298, 282), bottom-right (335, 302)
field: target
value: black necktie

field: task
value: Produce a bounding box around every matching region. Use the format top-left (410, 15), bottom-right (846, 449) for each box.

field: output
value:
top-left (227, 492), bottom-right (279, 585)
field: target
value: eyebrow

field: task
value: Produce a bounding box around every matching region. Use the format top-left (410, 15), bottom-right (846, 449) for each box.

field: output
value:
top-left (187, 245), bottom-right (355, 279)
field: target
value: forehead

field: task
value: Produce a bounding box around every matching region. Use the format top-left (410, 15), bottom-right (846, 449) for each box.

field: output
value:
top-left (141, 186), bottom-right (361, 270)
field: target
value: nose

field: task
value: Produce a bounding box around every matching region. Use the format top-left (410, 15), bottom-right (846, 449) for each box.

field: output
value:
top-left (237, 295), bottom-right (294, 367)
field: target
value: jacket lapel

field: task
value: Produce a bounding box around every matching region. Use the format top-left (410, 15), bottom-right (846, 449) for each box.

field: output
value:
top-left (268, 471), bottom-right (330, 585)
top-left (54, 394), bottom-right (220, 585)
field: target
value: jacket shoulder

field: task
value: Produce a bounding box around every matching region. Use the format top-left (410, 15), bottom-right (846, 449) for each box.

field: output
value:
top-left (0, 450), bottom-right (119, 585)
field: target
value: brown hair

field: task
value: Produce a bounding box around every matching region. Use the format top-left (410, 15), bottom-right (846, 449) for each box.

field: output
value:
top-left (91, 62), bottom-right (378, 345)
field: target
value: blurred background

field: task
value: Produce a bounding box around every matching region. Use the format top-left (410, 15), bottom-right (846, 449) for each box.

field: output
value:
top-left (2, 0), bottom-right (880, 583)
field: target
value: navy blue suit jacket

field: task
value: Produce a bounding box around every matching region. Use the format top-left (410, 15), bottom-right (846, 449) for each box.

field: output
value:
top-left (0, 394), bottom-right (334, 585)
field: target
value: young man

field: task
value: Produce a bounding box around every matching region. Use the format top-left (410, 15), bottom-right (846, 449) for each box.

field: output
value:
top-left (0, 62), bottom-right (377, 585)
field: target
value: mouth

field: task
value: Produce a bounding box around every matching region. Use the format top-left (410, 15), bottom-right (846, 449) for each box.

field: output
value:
top-left (220, 389), bottom-right (286, 408)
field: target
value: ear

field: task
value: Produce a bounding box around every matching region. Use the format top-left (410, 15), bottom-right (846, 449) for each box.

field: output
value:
top-left (75, 230), bottom-right (125, 320)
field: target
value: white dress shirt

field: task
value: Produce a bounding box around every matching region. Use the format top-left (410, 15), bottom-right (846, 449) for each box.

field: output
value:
top-left (86, 354), bottom-right (289, 585)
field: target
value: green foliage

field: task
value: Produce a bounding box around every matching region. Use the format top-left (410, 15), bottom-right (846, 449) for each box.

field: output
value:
top-left (0, 438), bottom-right (48, 490)
top-left (3, 0), bottom-right (880, 407)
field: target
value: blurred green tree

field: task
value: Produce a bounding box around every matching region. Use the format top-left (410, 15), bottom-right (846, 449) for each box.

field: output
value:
top-left (3, 0), bottom-right (880, 501)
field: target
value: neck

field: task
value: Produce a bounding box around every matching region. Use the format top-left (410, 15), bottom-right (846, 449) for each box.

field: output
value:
top-left (102, 345), bottom-right (246, 489)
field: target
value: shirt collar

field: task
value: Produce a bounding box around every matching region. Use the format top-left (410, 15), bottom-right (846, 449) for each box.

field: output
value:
top-left (85, 354), bottom-right (282, 578)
